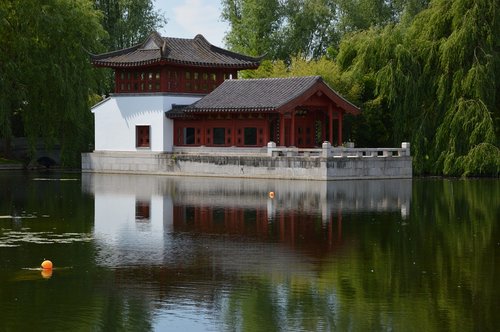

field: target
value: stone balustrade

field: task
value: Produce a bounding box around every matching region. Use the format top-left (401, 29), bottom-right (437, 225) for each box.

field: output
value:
top-left (267, 141), bottom-right (411, 158)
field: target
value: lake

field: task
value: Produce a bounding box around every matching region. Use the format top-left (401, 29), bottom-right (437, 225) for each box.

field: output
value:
top-left (0, 172), bottom-right (498, 331)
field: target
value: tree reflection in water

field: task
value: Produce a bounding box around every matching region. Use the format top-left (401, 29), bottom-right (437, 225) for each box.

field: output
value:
top-left (0, 173), bottom-right (497, 331)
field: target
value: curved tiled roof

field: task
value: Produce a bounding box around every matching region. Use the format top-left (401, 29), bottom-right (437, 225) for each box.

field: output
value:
top-left (169, 76), bottom-right (360, 116)
top-left (91, 31), bottom-right (261, 69)
top-left (187, 76), bottom-right (319, 112)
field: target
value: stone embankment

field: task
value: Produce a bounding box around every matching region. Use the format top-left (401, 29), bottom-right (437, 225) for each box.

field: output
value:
top-left (82, 142), bottom-right (412, 180)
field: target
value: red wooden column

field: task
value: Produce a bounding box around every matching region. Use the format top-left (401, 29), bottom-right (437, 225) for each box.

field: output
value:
top-left (263, 115), bottom-right (270, 144)
top-left (179, 69), bottom-right (186, 93)
top-left (160, 67), bottom-right (167, 92)
top-left (231, 116), bottom-right (236, 145)
top-left (201, 119), bottom-right (206, 145)
top-left (328, 103), bottom-right (334, 144)
top-left (279, 113), bottom-right (285, 146)
top-left (337, 110), bottom-right (343, 146)
top-left (290, 111), bottom-right (296, 147)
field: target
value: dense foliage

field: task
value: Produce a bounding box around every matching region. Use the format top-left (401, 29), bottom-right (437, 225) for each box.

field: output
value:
top-left (221, 0), bottom-right (430, 61)
top-left (94, 0), bottom-right (166, 51)
top-left (0, 0), bottom-right (164, 166)
top-left (222, 0), bottom-right (499, 176)
top-left (0, 0), bottom-right (105, 165)
top-left (337, 0), bottom-right (499, 176)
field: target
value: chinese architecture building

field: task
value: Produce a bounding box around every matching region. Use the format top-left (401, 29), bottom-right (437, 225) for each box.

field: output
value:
top-left (83, 32), bottom-right (412, 180)
top-left (168, 76), bottom-right (360, 148)
top-left (90, 31), bottom-right (359, 152)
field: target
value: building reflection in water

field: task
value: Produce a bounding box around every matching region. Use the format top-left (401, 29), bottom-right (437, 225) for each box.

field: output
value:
top-left (82, 173), bottom-right (411, 267)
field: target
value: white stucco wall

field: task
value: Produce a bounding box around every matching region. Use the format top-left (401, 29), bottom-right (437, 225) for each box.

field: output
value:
top-left (92, 94), bottom-right (202, 152)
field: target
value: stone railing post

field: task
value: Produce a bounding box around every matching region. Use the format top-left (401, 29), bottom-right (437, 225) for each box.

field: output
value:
top-left (401, 142), bottom-right (411, 156)
top-left (267, 141), bottom-right (277, 157)
top-left (322, 141), bottom-right (332, 157)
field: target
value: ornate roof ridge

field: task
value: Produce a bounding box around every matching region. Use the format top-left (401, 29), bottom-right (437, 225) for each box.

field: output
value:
top-left (192, 34), bottom-right (264, 63)
top-left (92, 31), bottom-right (163, 60)
top-left (91, 31), bottom-right (262, 69)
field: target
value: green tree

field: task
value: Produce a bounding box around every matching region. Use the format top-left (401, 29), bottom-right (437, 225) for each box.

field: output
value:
top-left (222, 0), bottom-right (340, 61)
top-left (0, 0), bottom-right (106, 165)
top-left (94, 0), bottom-right (166, 51)
top-left (337, 0), bottom-right (499, 175)
top-left (221, 0), bottom-right (282, 58)
top-left (1, 0), bottom-right (167, 165)
top-left (336, 0), bottom-right (429, 32)
top-left (221, 0), bottom-right (429, 61)
top-left (0, 1), bottom-right (23, 155)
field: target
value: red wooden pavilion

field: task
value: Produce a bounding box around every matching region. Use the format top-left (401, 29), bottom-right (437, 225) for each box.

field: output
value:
top-left (91, 32), bottom-right (360, 148)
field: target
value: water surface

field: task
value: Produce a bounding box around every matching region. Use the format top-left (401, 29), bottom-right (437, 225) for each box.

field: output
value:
top-left (0, 172), bottom-right (498, 331)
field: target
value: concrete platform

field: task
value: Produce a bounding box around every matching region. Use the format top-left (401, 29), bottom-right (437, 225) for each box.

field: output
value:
top-left (82, 143), bottom-right (412, 180)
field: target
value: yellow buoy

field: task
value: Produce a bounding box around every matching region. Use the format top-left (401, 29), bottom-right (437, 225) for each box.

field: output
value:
top-left (41, 260), bottom-right (53, 270)
top-left (269, 191), bottom-right (275, 199)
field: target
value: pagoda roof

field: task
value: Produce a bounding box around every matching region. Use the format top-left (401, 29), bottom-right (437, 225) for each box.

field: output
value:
top-left (166, 76), bottom-right (360, 118)
top-left (91, 31), bottom-right (261, 69)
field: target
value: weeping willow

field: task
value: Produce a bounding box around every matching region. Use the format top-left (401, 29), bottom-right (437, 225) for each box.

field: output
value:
top-left (336, 0), bottom-right (499, 176)
top-left (0, 0), bottom-right (105, 166)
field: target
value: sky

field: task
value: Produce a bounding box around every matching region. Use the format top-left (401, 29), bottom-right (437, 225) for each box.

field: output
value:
top-left (153, 0), bottom-right (229, 47)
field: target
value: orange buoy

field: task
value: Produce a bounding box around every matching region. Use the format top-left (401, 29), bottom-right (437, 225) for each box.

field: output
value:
top-left (269, 191), bottom-right (275, 199)
top-left (41, 260), bottom-right (53, 270)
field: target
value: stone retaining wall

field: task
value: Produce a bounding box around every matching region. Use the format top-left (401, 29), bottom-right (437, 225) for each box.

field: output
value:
top-left (82, 150), bottom-right (412, 180)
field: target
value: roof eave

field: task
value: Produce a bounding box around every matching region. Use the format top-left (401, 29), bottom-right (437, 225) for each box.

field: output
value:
top-left (91, 59), bottom-right (163, 68)
top-left (160, 58), bottom-right (260, 69)
top-left (184, 107), bottom-right (277, 113)
top-left (91, 59), bottom-right (260, 70)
